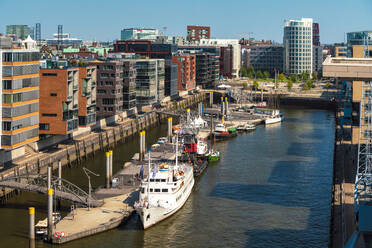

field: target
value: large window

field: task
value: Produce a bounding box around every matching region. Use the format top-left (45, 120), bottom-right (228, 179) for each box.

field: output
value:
top-left (2, 80), bottom-right (12, 89)
top-left (2, 93), bottom-right (22, 103)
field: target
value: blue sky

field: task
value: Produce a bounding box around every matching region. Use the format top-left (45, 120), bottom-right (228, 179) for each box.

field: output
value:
top-left (0, 0), bottom-right (371, 44)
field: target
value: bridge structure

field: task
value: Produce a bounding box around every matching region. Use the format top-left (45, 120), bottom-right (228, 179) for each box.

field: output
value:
top-left (0, 174), bottom-right (103, 207)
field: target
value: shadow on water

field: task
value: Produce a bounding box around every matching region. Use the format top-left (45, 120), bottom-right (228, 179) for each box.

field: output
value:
top-left (209, 108), bottom-right (334, 248)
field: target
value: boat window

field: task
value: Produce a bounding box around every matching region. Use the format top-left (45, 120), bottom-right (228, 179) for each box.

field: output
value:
top-left (150, 179), bottom-right (155, 182)
top-left (155, 179), bottom-right (161, 182)
top-left (154, 189), bottom-right (160, 192)
top-left (162, 189), bottom-right (168, 192)
top-left (161, 179), bottom-right (166, 182)
top-left (141, 188), bottom-right (145, 193)
top-left (150, 188), bottom-right (153, 192)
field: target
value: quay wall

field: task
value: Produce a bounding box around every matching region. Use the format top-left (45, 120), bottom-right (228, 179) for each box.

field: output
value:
top-left (0, 93), bottom-right (207, 203)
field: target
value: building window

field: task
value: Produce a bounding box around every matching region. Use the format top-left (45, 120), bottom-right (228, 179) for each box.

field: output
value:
top-left (42, 73), bottom-right (57, 77)
top-left (2, 80), bottom-right (12, 89)
top-left (2, 122), bottom-right (11, 131)
top-left (40, 123), bottom-right (50, 130)
top-left (50, 93), bottom-right (57, 96)
top-left (42, 113), bottom-right (57, 117)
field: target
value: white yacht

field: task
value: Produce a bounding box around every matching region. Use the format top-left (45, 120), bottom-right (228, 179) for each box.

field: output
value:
top-left (196, 139), bottom-right (208, 156)
top-left (135, 139), bottom-right (194, 229)
top-left (265, 110), bottom-right (284, 125)
top-left (214, 123), bottom-right (228, 133)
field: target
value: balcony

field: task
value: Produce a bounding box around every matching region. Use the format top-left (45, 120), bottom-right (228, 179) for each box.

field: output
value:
top-left (66, 95), bottom-right (73, 102)
top-left (73, 85), bottom-right (78, 91)
top-left (67, 119), bottom-right (78, 132)
top-left (91, 82), bottom-right (96, 87)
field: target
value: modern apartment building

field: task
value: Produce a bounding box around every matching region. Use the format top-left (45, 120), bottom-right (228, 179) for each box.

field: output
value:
top-left (0, 37), bottom-right (40, 162)
top-left (6, 25), bottom-right (31, 40)
top-left (187, 26), bottom-right (210, 42)
top-left (39, 65), bottom-right (79, 135)
top-left (172, 54), bottom-right (196, 91)
top-left (313, 45), bottom-right (323, 75)
top-left (195, 52), bottom-right (219, 87)
top-left (283, 18), bottom-right (313, 75)
top-left (135, 59), bottom-right (165, 106)
top-left (248, 45), bottom-right (284, 74)
top-left (78, 66), bottom-right (97, 127)
top-left (112, 40), bottom-right (178, 98)
top-left (121, 28), bottom-right (159, 41)
top-left (90, 59), bottom-right (137, 117)
top-left (313, 23), bottom-right (320, 46)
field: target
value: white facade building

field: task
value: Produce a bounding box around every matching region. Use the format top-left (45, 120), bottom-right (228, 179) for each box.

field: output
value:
top-left (197, 39), bottom-right (241, 78)
top-left (283, 18), bottom-right (313, 75)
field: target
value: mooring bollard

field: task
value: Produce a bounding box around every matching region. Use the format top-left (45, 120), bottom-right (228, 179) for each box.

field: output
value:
top-left (139, 131), bottom-right (143, 161)
top-left (47, 189), bottom-right (54, 242)
top-left (187, 108), bottom-right (190, 123)
top-left (47, 166), bottom-right (51, 189)
top-left (210, 92), bottom-right (213, 106)
top-left (106, 152), bottom-right (110, 189)
top-left (142, 131), bottom-right (146, 161)
top-left (29, 207), bottom-right (35, 241)
top-left (109, 150), bottom-right (113, 185)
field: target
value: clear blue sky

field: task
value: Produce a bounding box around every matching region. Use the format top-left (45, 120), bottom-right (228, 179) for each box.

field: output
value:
top-left (0, 0), bottom-right (371, 44)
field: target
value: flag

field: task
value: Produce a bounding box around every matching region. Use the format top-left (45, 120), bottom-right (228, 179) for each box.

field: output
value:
top-left (140, 164), bottom-right (144, 179)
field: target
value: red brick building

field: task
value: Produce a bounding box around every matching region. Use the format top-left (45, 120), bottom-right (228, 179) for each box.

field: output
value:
top-left (172, 54), bottom-right (196, 91)
top-left (187, 26), bottom-right (210, 42)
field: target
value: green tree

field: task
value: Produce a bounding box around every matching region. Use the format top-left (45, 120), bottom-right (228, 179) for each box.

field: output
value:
top-left (263, 71), bottom-right (270, 79)
top-left (289, 74), bottom-right (298, 83)
top-left (256, 70), bottom-right (264, 79)
top-left (302, 80), bottom-right (313, 90)
top-left (252, 80), bottom-right (259, 90)
top-left (242, 82), bottom-right (248, 89)
top-left (287, 80), bottom-right (293, 90)
top-left (247, 65), bottom-right (255, 78)
top-left (278, 73), bottom-right (287, 82)
top-left (325, 82), bottom-right (331, 89)
top-left (240, 68), bottom-right (248, 77)
top-left (300, 72), bottom-right (310, 81)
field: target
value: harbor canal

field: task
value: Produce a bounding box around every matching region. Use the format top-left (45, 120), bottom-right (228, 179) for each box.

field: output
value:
top-left (0, 106), bottom-right (335, 247)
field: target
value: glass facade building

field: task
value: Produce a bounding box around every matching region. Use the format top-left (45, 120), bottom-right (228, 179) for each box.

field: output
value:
top-left (283, 18), bottom-right (313, 75)
top-left (120, 28), bottom-right (159, 41)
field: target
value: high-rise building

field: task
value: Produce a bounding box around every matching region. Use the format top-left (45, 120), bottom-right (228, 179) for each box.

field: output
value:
top-left (6, 25), bottom-right (30, 40)
top-left (283, 18), bottom-right (313, 75)
top-left (187, 26), bottom-right (210, 42)
top-left (35, 23), bottom-right (41, 43)
top-left (0, 37), bottom-right (40, 162)
top-left (120, 28), bottom-right (159, 41)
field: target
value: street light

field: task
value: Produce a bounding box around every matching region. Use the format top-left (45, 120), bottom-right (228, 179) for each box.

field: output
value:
top-left (82, 167), bottom-right (99, 210)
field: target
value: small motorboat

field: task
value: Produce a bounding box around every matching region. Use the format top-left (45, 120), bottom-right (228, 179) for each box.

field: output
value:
top-left (208, 151), bottom-right (220, 162)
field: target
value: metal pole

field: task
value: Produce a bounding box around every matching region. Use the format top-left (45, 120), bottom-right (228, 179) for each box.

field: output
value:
top-left (226, 100), bottom-right (229, 116)
top-left (109, 150), bottom-right (113, 185)
top-left (210, 92), bottom-right (213, 106)
top-left (186, 108), bottom-right (190, 123)
top-left (58, 160), bottom-right (62, 189)
top-left (139, 131), bottom-right (143, 161)
top-left (47, 166), bottom-right (51, 189)
top-left (47, 189), bottom-right (54, 242)
top-left (105, 152), bottom-right (110, 189)
top-left (29, 207), bottom-right (35, 241)
top-left (142, 131), bottom-right (146, 161)
top-left (222, 102), bottom-right (225, 116)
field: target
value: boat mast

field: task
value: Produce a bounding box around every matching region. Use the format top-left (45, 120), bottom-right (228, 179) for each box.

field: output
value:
top-left (148, 150), bottom-right (150, 198)
top-left (175, 134), bottom-right (179, 167)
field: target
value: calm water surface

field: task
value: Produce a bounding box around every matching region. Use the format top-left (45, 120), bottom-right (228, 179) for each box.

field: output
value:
top-left (0, 107), bottom-right (335, 248)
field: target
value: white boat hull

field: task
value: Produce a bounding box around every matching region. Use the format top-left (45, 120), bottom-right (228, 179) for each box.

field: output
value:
top-left (136, 177), bottom-right (194, 229)
top-left (265, 116), bottom-right (282, 125)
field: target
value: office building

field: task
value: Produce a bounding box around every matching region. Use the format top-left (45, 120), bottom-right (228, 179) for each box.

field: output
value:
top-left (135, 59), bottom-right (165, 106)
top-left (346, 31), bottom-right (372, 58)
top-left (248, 45), bottom-right (284, 74)
top-left (6, 25), bottom-right (30, 40)
top-left (187, 26), bottom-right (210, 42)
top-left (121, 28), bottom-right (159, 41)
top-left (0, 37), bottom-right (40, 162)
top-left (172, 53), bottom-right (196, 91)
top-left (313, 45), bottom-right (323, 75)
top-left (283, 18), bottom-right (313, 75)
top-left (313, 23), bottom-right (320, 46)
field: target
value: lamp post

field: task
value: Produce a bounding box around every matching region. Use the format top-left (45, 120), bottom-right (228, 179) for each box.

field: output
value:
top-left (82, 167), bottom-right (99, 210)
